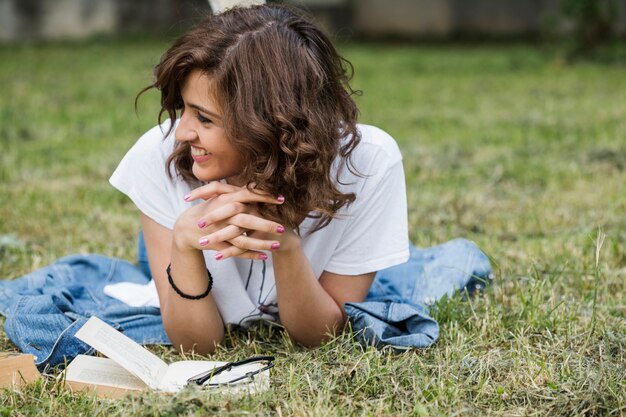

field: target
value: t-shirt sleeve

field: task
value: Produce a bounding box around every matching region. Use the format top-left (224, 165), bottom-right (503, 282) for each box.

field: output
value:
top-left (109, 123), bottom-right (185, 230)
top-left (324, 129), bottom-right (410, 275)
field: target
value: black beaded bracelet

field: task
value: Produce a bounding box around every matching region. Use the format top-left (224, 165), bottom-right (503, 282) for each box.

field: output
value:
top-left (166, 263), bottom-right (213, 300)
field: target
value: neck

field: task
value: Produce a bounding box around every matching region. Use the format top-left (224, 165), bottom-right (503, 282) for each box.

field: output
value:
top-left (225, 175), bottom-right (246, 187)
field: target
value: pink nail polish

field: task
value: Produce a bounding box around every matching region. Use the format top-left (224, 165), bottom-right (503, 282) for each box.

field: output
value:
top-left (271, 242), bottom-right (280, 250)
top-left (276, 195), bottom-right (285, 203)
top-left (199, 238), bottom-right (209, 246)
top-left (276, 225), bottom-right (285, 234)
top-left (184, 194), bottom-right (192, 201)
top-left (214, 253), bottom-right (223, 260)
top-left (197, 220), bottom-right (206, 228)
top-left (259, 253), bottom-right (268, 261)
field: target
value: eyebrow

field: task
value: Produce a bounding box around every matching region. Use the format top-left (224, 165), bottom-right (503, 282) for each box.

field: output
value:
top-left (188, 103), bottom-right (223, 120)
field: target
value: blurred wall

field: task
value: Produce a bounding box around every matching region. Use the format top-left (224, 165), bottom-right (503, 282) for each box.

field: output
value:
top-left (0, 0), bottom-right (210, 42)
top-left (351, 0), bottom-right (626, 38)
top-left (1, 0), bottom-right (625, 42)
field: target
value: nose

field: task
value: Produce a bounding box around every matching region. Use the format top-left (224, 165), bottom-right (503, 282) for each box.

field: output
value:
top-left (175, 113), bottom-right (198, 143)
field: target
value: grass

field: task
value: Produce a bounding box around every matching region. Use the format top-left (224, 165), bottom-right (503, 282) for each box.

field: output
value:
top-left (0, 38), bottom-right (625, 416)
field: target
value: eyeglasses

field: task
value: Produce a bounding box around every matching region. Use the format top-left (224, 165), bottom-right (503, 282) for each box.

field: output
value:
top-left (187, 355), bottom-right (275, 387)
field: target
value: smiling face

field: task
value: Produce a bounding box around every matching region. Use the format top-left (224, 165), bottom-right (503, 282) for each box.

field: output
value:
top-left (175, 70), bottom-right (245, 184)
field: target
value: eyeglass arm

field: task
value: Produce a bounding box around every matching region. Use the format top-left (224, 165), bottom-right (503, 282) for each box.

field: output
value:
top-left (187, 355), bottom-right (275, 386)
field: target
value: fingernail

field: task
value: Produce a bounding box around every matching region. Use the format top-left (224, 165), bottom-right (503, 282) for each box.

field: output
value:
top-left (197, 220), bottom-right (207, 228)
top-left (271, 242), bottom-right (280, 250)
top-left (276, 225), bottom-right (285, 234)
top-left (276, 195), bottom-right (285, 203)
top-left (184, 194), bottom-right (192, 201)
top-left (199, 238), bottom-right (209, 246)
top-left (259, 253), bottom-right (268, 261)
top-left (214, 253), bottom-right (223, 260)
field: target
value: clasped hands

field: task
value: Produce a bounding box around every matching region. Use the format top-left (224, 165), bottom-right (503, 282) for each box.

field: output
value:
top-left (173, 182), bottom-right (297, 261)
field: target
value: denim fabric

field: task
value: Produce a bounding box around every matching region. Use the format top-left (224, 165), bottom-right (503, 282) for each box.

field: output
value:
top-left (0, 254), bottom-right (169, 371)
top-left (345, 301), bottom-right (439, 351)
top-left (345, 238), bottom-right (492, 351)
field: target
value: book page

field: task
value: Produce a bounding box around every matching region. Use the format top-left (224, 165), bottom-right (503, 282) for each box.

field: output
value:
top-left (65, 355), bottom-right (147, 391)
top-left (74, 316), bottom-right (168, 389)
top-left (161, 361), bottom-right (270, 394)
top-left (159, 360), bottom-right (227, 393)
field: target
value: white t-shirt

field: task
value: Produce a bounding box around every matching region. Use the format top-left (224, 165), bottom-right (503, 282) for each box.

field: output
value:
top-left (110, 121), bottom-right (409, 327)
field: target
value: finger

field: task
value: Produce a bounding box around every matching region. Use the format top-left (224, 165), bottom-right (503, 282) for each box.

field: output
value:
top-left (197, 240), bottom-right (262, 261)
top-left (213, 243), bottom-right (246, 260)
top-left (234, 251), bottom-right (267, 261)
top-left (197, 239), bottom-right (232, 251)
top-left (201, 224), bottom-right (247, 245)
top-left (184, 181), bottom-right (240, 202)
top-left (229, 234), bottom-right (281, 252)
top-left (214, 245), bottom-right (268, 261)
top-left (201, 201), bottom-right (248, 225)
top-left (217, 188), bottom-right (285, 206)
top-left (228, 213), bottom-right (285, 235)
top-left (196, 192), bottom-right (283, 227)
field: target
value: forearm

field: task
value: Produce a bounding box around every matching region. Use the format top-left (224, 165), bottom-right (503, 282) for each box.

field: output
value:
top-left (272, 240), bottom-right (345, 347)
top-left (162, 239), bottom-right (224, 354)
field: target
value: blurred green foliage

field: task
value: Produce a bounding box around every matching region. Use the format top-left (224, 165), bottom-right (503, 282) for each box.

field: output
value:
top-left (560, 0), bottom-right (617, 56)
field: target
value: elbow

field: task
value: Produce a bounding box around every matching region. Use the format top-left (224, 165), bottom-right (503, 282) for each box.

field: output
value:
top-left (290, 327), bottom-right (339, 348)
top-left (163, 318), bottom-right (224, 355)
top-left (293, 335), bottom-right (327, 348)
top-left (168, 331), bottom-right (224, 355)
top-left (288, 312), bottom-right (346, 348)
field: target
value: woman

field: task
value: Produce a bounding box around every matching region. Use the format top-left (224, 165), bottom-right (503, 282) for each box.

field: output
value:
top-left (110, 4), bottom-right (409, 354)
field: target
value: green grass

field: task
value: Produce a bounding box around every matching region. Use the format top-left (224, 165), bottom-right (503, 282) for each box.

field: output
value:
top-left (1, 39), bottom-right (625, 416)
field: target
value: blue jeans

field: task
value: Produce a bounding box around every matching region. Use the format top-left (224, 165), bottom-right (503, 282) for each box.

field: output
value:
top-left (346, 238), bottom-right (492, 350)
top-left (0, 254), bottom-right (169, 371)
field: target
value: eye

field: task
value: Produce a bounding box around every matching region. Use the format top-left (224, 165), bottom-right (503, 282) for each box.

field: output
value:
top-left (196, 114), bottom-right (212, 124)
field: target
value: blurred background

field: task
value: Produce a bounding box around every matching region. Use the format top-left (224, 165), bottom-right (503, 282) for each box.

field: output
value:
top-left (1, 0), bottom-right (625, 45)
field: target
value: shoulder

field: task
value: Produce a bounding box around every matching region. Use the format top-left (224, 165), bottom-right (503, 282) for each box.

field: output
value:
top-left (109, 119), bottom-right (189, 229)
top-left (330, 123), bottom-right (405, 200)
top-left (130, 120), bottom-right (178, 163)
top-left (112, 119), bottom-right (181, 180)
top-left (338, 124), bottom-right (403, 182)
top-left (110, 119), bottom-right (182, 189)
top-left (354, 124), bottom-right (403, 166)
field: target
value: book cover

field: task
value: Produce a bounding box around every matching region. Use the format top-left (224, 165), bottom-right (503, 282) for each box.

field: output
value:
top-left (0, 353), bottom-right (40, 389)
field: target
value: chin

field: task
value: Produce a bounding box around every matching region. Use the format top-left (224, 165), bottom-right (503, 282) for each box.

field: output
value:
top-left (192, 166), bottom-right (215, 182)
top-left (192, 164), bottom-right (245, 185)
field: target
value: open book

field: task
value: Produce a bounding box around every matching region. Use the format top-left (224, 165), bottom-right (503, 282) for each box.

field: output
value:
top-left (63, 316), bottom-right (271, 398)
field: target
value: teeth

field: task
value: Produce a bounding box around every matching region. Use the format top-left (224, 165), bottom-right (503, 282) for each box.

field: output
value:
top-left (191, 146), bottom-right (209, 156)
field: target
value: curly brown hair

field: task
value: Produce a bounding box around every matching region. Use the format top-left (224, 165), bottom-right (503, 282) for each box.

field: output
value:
top-left (140, 4), bottom-right (361, 232)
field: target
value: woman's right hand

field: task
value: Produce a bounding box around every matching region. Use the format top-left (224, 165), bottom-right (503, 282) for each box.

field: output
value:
top-left (172, 182), bottom-right (285, 260)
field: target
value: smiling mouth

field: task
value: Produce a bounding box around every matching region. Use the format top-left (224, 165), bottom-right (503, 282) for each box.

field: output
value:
top-left (191, 145), bottom-right (209, 156)
top-left (190, 145), bottom-right (212, 163)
